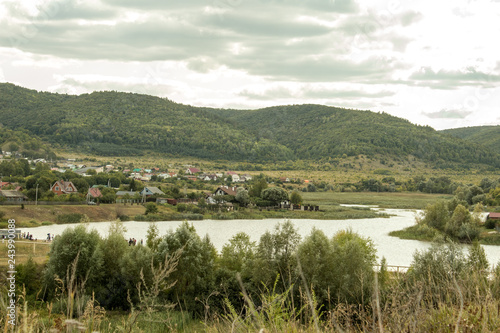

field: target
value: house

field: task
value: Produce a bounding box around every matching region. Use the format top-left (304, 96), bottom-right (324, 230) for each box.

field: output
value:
top-left (51, 180), bottom-right (78, 195)
top-left (0, 182), bottom-right (11, 189)
top-left (488, 213), bottom-right (500, 220)
top-left (226, 172), bottom-right (240, 182)
top-left (140, 187), bottom-right (165, 196)
top-left (202, 174), bottom-right (218, 181)
top-left (186, 167), bottom-right (201, 175)
top-left (0, 190), bottom-right (27, 202)
top-left (280, 177), bottom-right (290, 183)
top-left (186, 176), bottom-right (198, 181)
top-left (214, 186), bottom-right (238, 197)
top-left (241, 174), bottom-right (253, 182)
top-left (87, 188), bottom-right (102, 200)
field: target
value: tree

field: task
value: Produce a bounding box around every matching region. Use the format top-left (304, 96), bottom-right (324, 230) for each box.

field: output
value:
top-left (156, 222), bottom-right (216, 315)
top-left (220, 232), bottom-right (255, 273)
top-left (290, 190), bottom-right (302, 205)
top-left (249, 177), bottom-right (268, 197)
top-left (145, 202), bottom-right (159, 215)
top-left (235, 187), bottom-right (250, 207)
top-left (146, 223), bottom-right (161, 251)
top-left (261, 187), bottom-right (289, 206)
top-left (43, 225), bottom-right (103, 297)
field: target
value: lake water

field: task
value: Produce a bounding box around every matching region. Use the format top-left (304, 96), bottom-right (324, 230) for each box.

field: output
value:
top-left (20, 207), bottom-right (500, 268)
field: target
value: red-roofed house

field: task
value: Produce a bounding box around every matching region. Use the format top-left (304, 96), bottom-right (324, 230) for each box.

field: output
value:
top-left (214, 186), bottom-right (238, 196)
top-left (489, 212), bottom-right (500, 220)
top-left (0, 182), bottom-right (11, 189)
top-left (51, 180), bottom-right (78, 195)
top-left (186, 167), bottom-right (201, 175)
top-left (88, 187), bottom-right (102, 199)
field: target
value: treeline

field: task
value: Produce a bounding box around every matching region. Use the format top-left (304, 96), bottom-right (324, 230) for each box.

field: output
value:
top-left (442, 125), bottom-right (500, 154)
top-left (10, 221), bottom-right (500, 331)
top-left (212, 104), bottom-right (500, 167)
top-left (0, 127), bottom-right (56, 160)
top-left (1, 83), bottom-right (499, 169)
top-left (0, 83), bottom-right (293, 162)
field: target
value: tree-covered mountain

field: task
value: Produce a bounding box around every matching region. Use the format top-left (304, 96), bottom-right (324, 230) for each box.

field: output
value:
top-left (0, 83), bottom-right (499, 168)
top-left (0, 83), bottom-right (293, 162)
top-left (441, 126), bottom-right (500, 155)
top-left (208, 104), bottom-right (500, 168)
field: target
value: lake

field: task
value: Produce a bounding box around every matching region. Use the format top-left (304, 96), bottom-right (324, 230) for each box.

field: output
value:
top-left (20, 207), bottom-right (500, 268)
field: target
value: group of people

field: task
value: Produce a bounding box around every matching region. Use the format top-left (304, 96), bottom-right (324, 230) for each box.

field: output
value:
top-left (128, 238), bottom-right (143, 246)
top-left (22, 232), bottom-right (36, 241)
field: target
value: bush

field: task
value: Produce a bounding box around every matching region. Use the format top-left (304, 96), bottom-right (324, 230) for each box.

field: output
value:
top-left (55, 213), bottom-right (87, 224)
top-left (145, 202), bottom-right (158, 215)
top-left (485, 218), bottom-right (497, 229)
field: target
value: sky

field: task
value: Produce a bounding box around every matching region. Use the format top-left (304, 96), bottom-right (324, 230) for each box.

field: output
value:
top-left (0, 0), bottom-right (499, 130)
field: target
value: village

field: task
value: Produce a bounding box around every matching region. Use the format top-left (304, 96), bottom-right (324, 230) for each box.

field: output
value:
top-left (0, 155), bottom-right (319, 212)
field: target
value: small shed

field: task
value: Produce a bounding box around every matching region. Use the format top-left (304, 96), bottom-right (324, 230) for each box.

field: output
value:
top-left (489, 212), bottom-right (500, 220)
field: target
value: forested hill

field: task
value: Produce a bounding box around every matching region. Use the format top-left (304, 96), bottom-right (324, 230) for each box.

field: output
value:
top-left (441, 126), bottom-right (500, 155)
top-left (208, 104), bottom-right (500, 168)
top-left (0, 83), bottom-right (294, 161)
top-left (0, 83), bottom-right (499, 168)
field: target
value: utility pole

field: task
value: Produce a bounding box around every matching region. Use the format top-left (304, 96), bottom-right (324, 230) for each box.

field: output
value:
top-left (35, 183), bottom-right (39, 205)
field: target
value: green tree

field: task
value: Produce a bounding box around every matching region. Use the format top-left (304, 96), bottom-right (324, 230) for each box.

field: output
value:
top-left (43, 225), bottom-right (103, 297)
top-left (156, 222), bottom-right (217, 315)
top-left (146, 222), bottom-right (161, 251)
top-left (249, 177), bottom-right (268, 197)
top-left (235, 187), bottom-right (250, 207)
top-left (145, 202), bottom-right (159, 215)
top-left (261, 187), bottom-right (289, 206)
top-left (290, 190), bottom-right (302, 205)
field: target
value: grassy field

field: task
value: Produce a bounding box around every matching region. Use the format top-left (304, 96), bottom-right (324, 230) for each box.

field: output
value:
top-left (0, 240), bottom-right (51, 266)
top-left (0, 204), bottom-right (147, 228)
top-left (302, 191), bottom-right (453, 209)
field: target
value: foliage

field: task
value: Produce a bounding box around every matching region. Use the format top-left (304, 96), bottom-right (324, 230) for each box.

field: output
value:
top-left (145, 202), bottom-right (159, 215)
top-left (442, 125), bottom-right (500, 154)
top-left (55, 213), bottom-right (89, 224)
top-left (290, 190), bottom-right (303, 205)
top-left (2, 83), bottom-right (499, 168)
top-left (261, 187), bottom-right (289, 205)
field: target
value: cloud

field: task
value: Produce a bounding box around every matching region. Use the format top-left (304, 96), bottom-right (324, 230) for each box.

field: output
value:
top-left (239, 84), bottom-right (395, 100)
top-left (409, 67), bottom-right (500, 89)
top-left (422, 109), bottom-right (473, 119)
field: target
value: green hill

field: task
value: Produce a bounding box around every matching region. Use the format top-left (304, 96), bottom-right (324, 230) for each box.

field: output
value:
top-left (0, 83), bottom-right (293, 162)
top-left (0, 83), bottom-right (499, 169)
top-left (208, 104), bottom-right (500, 168)
top-left (441, 126), bottom-right (500, 155)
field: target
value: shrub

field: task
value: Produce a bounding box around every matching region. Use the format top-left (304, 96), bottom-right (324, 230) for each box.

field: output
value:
top-left (485, 218), bottom-right (497, 229)
top-left (55, 213), bottom-right (87, 224)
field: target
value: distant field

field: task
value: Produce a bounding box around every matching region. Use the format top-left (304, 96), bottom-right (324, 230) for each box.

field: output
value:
top-left (302, 192), bottom-right (453, 209)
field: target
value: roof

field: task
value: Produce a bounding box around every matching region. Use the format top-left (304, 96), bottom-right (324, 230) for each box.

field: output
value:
top-left (188, 167), bottom-right (201, 173)
top-left (142, 187), bottom-right (165, 195)
top-left (226, 171), bottom-right (238, 175)
top-left (0, 182), bottom-right (11, 188)
top-left (215, 186), bottom-right (238, 196)
top-left (52, 180), bottom-right (78, 193)
top-left (489, 212), bottom-right (500, 219)
top-left (88, 188), bottom-right (102, 198)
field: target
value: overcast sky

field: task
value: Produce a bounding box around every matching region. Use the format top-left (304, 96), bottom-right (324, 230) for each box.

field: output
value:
top-left (0, 0), bottom-right (499, 130)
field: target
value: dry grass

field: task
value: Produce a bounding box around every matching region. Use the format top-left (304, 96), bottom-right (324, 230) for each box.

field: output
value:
top-left (0, 204), bottom-right (146, 227)
top-left (0, 240), bottom-right (50, 265)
